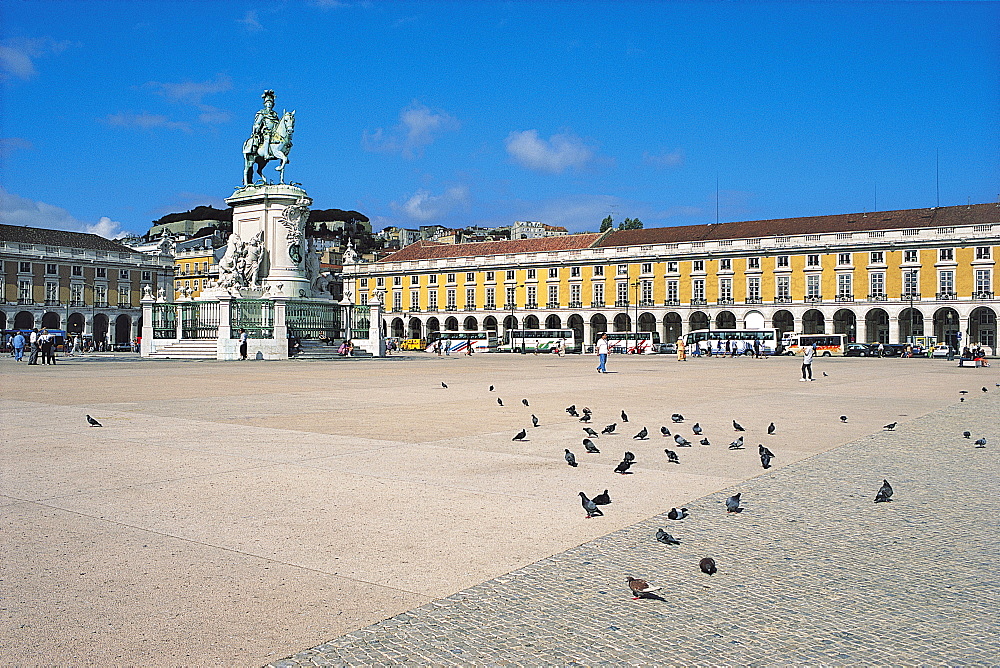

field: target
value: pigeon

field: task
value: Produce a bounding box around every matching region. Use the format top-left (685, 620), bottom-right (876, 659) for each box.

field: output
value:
top-left (489, 385), bottom-right (494, 391)
top-left (726, 492), bottom-right (742, 513)
top-left (626, 576), bottom-right (662, 600)
top-left (874, 479), bottom-right (893, 503)
top-left (974, 438), bottom-right (987, 448)
top-left (582, 407), bottom-right (592, 416)
top-left (823, 371), bottom-right (829, 377)
top-left (579, 492), bottom-right (603, 518)
top-left (692, 423), bottom-right (703, 435)
top-left (840, 415), bottom-right (849, 423)
top-left (758, 444), bottom-right (775, 458)
top-left (961, 397), bottom-right (965, 402)
top-left (565, 404), bottom-right (577, 415)
top-left (583, 438), bottom-right (600, 453)
top-left (671, 413), bottom-right (684, 423)
top-left (733, 420), bottom-right (745, 432)
top-left (633, 427), bottom-right (648, 440)
top-left (699, 437), bottom-right (711, 446)
top-left (602, 423), bottom-right (617, 435)
top-left (592, 489), bottom-right (611, 505)
top-left (959, 390), bottom-right (968, 394)
top-left (883, 422), bottom-right (897, 431)
top-left (984, 387), bottom-right (989, 393)
top-left (674, 434), bottom-right (692, 447)
top-left (655, 528), bottom-right (680, 545)
top-left (699, 557), bottom-right (718, 575)
top-left (621, 410), bottom-right (629, 423)
top-left (522, 399), bottom-right (530, 407)
top-left (963, 431), bottom-right (971, 439)
top-left (664, 448), bottom-right (679, 464)
top-left (531, 414), bottom-right (539, 428)
top-left (86, 415), bottom-right (102, 427)
top-left (660, 426), bottom-right (671, 437)
top-left (767, 422), bottom-right (776, 435)
top-left (580, 413), bottom-right (592, 423)
top-left (760, 451), bottom-right (773, 469)
top-left (497, 398), bottom-right (504, 407)
top-left (512, 429), bottom-right (527, 441)
top-left (564, 449), bottom-right (578, 467)
top-left (614, 459), bottom-right (633, 474)
top-left (667, 507), bottom-right (689, 520)
top-left (623, 451), bottom-right (636, 463)
top-left (728, 436), bottom-right (745, 450)
top-left (583, 427), bottom-right (599, 438)
top-left (441, 382), bottom-right (448, 389)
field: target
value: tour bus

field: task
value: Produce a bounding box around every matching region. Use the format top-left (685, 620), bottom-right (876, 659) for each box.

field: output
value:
top-left (683, 328), bottom-right (780, 355)
top-left (426, 330), bottom-right (499, 353)
top-left (499, 329), bottom-right (579, 354)
top-left (781, 332), bottom-right (848, 356)
top-left (603, 331), bottom-right (661, 354)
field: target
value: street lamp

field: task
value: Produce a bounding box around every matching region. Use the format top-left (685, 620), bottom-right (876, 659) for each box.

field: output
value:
top-left (508, 283), bottom-right (523, 353)
top-left (907, 270), bottom-right (917, 345)
top-left (631, 279), bottom-right (640, 352)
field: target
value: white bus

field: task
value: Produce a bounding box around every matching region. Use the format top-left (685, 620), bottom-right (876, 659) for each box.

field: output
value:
top-left (780, 332), bottom-right (847, 356)
top-left (426, 330), bottom-right (499, 353)
top-left (500, 329), bottom-right (579, 353)
top-left (684, 328), bottom-right (780, 355)
top-left (602, 331), bottom-right (661, 354)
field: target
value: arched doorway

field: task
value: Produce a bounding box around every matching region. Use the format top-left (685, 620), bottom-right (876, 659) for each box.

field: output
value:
top-left (0, 311), bottom-right (6, 331)
top-left (463, 316), bottom-right (478, 331)
top-left (407, 317), bottom-right (422, 339)
top-left (865, 308), bottom-right (889, 343)
top-left (613, 313), bottom-right (631, 332)
top-left (483, 316), bottom-right (498, 333)
top-left (444, 316), bottom-right (459, 331)
top-left (503, 315), bottom-right (518, 333)
top-left (715, 311), bottom-right (736, 329)
top-left (68, 312), bottom-right (85, 334)
top-left (42, 312), bottom-right (60, 329)
top-left (968, 306), bottom-right (997, 353)
top-left (590, 313), bottom-right (607, 342)
top-left (390, 317), bottom-right (404, 338)
top-left (93, 313), bottom-right (109, 347)
top-left (898, 307), bottom-right (924, 342)
top-left (802, 309), bottom-right (825, 334)
top-left (833, 308), bottom-right (857, 342)
top-left (567, 314), bottom-right (584, 344)
top-left (637, 312), bottom-right (656, 332)
top-left (933, 307), bottom-right (960, 349)
top-left (14, 311), bottom-right (34, 330)
top-left (744, 310), bottom-right (765, 330)
top-left (545, 314), bottom-right (562, 329)
top-left (664, 312), bottom-right (682, 343)
top-left (689, 311), bottom-right (709, 331)
top-left (426, 317), bottom-right (440, 339)
top-left (114, 314), bottom-right (131, 346)
top-left (523, 314), bottom-right (539, 329)
top-left (772, 310), bottom-right (794, 336)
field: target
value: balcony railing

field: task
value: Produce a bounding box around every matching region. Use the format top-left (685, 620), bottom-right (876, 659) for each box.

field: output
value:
top-left (465, 304), bottom-right (477, 311)
top-left (70, 300), bottom-right (86, 307)
top-left (445, 305), bottom-right (457, 311)
top-left (615, 299), bottom-right (630, 307)
top-left (525, 302), bottom-right (538, 309)
top-left (503, 302), bottom-right (515, 311)
top-left (935, 292), bottom-right (957, 301)
top-left (18, 298), bottom-right (33, 305)
top-left (484, 303), bottom-right (495, 311)
top-left (773, 296), bottom-right (792, 304)
top-left (590, 301), bottom-right (605, 308)
top-left (804, 295), bottom-right (823, 303)
top-left (717, 297), bottom-right (734, 305)
top-left (972, 291), bottom-right (995, 300)
top-left (866, 293), bottom-right (887, 302)
top-left (427, 304), bottom-right (439, 312)
top-left (44, 299), bottom-right (60, 306)
top-left (691, 298), bottom-right (707, 306)
top-left (568, 301), bottom-right (583, 309)
top-left (835, 295), bottom-right (855, 303)
top-left (663, 298), bottom-right (680, 306)
top-left (409, 306), bottom-right (421, 312)
top-left (546, 301), bottom-right (560, 309)
top-left (745, 297), bottom-right (763, 305)
top-left (638, 299), bottom-right (655, 307)
top-left (95, 301), bottom-right (109, 308)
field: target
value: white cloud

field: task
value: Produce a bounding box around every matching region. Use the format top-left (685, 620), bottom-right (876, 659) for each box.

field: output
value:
top-left (0, 37), bottom-right (73, 81)
top-left (643, 149), bottom-right (684, 168)
top-left (103, 112), bottom-right (191, 132)
top-left (392, 186), bottom-right (470, 222)
top-left (238, 10), bottom-right (264, 32)
top-left (0, 187), bottom-right (128, 238)
top-left (144, 74), bottom-right (232, 105)
top-left (504, 129), bottom-right (595, 173)
top-left (364, 103), bottom-right (460, 158)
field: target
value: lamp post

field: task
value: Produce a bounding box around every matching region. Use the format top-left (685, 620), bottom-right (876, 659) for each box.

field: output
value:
top-left (631, 279), bottom-right (640, 352)
top-left (907, 270), bottom-right (916, 345)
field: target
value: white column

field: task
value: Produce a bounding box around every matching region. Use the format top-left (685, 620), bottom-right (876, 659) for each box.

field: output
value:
top-left (140, 296), bottom-right (154, 357)
top-left (368, 295), bottom-right (386, 357)
top-left (888, 315), bottom-right (900, 343)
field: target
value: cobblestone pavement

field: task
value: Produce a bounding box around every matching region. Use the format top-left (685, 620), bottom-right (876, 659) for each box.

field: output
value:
top-left (271, 394), bottom-right (1000, 666)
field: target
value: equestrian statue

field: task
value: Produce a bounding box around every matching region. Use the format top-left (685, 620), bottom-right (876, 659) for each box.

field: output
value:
top-left (242, 89), bottom-right (295, 185)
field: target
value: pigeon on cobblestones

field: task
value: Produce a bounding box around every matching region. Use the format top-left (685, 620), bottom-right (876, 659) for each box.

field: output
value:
top-left (522, 399), bottom-right (530, 407)
top-left (623, 451), bottom-right (635, 463)
top-left (655, 528), bottom-right (680, 545)
top-left (664, 449), bottom-right (680, 464)
top-left (671, 414), bottom-right (684, 423)
top-left (592, 490), bottom-right (611, 505)
top-left (963, 431), bottom-right (971, 439)
top-left (699, 557), bottom-right (718, 575)
top-left (614, 459), bottom-right (633, 474)
top-left (621, 410), bottom-right (629, 423)
top-left (497, 398), bottom-right (504, 407)
top-left (626, 576), bottom-right (662, 599)
top-left (674, 434), bottom-right (692, 447)
top-left (633, 427), bottom-right (648, 440)
top-left (733, 420), bottom-right (746, 432)
top-left (767, 422), bottom-right (776, 435)
top-left (699, 438), bottom-right (711, 446)
top-left (512, 429), bottom-right (527, 441)
top-left (582, 407), bottom-right (592, 416)
top-left (584, 439), bottom-right (600, 453)
top-left (583, 427), bottom-right (599, 438)
top-left (874, 479), bottom-right (893, 503)
top-left (726, 492), bottom-right (743, 513)
top-left (441, 382), bottom-right (448, 389)
top-left (566, 405), bottom-right (579, 417)
top-left (86, 415), bottom-right (103, 427)
top-left (983, 387), bottom-right (989, 393)
top-left (759, 444), bottom-right (775, 458)
top-left (564, 449), bottom-right (579, 467)
top-left (760, 450), bottom-right (773, 469)
top-left (728, 436), bottom-right (745, 450)
top-left (692, 423), bottom-right (703, 435)
top-left (660, 426), bottom-right (671, 437)
top-left (580, 413), bottom-right (592, 423)
top-left (974, 438), bottom-right (987, 448)
top-left (579, 492), bottom-right (603, 518)
top-left (667, 507), bottom-right (689, 520)
top-left (602, 423), bottom-right (617, 434)
top-left (883, 422), bottom-right (897, 431)
top-left (489, 385), bottom-right (494, 391)
top-left (840, 415), bottom-right (849, 423)
top-left (531, 414), bottom-right (539, 428)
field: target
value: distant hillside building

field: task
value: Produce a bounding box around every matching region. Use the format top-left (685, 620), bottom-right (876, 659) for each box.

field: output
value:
top-left (511, 220), bottom-right (569, 239)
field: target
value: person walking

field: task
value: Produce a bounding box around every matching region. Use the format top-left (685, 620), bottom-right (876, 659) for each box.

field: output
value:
top-left (238, 328), bottom-right (248, 360)
top-left (800, 342), bottom-right (816, 381)
top-left (27, 328), bottom-right (40, 365)
top-left (43, 330), bottom-right (57, 364)
top-left (596, 332), bottom-right (609, 373)
top-left (12, 331), bottom-right (25, 362)
top-left (676, 337), bottom-right (686, 361)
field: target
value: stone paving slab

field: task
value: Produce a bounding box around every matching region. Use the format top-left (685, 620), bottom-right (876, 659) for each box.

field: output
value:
top-left (271, 394), bottom-right (1000, 666)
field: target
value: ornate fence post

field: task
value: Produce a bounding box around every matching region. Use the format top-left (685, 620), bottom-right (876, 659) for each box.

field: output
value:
top-left (174, 303), bottom-right (184, 340)
top-left (217, 295), bottom-right (233, 360)
top-left (367, 293), bottom-right (386, 357)
top-left (140, 288), bottom-right (154, 357)
top-left (273, 298), bottom-right (289, 359)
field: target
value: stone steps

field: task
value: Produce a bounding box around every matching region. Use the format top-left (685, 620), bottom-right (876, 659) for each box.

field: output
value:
top-left (291, 342), bottom-right (373, 360)
top-left (147, 340), bottom-right (217, 359)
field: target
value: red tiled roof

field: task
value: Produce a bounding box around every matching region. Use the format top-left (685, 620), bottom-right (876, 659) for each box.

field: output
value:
top-left (378, 233), bottom-right (605, 263)
top-left (597, 203), bottom-right (1000, 248)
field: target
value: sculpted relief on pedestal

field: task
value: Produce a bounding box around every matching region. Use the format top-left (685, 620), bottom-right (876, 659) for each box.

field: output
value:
top-left (217, 230), bottom-right (266, 290)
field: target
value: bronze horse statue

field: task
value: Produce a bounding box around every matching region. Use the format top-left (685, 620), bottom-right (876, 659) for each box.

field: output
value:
top-left (243, 110), bottom-right (294, 185)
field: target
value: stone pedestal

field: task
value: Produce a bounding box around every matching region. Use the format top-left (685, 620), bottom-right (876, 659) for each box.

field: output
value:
top-left (226, 184), bottom-right (312, 299)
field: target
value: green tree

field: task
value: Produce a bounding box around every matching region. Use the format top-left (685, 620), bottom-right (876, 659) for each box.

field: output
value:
top-left (600, 215), bottom-right (614, 232)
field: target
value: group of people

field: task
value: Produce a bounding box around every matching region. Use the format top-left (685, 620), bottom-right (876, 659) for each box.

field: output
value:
top-left (8, 328), bottom-right (60, 364)
top-left (675, 337), bottom-right (766, 361)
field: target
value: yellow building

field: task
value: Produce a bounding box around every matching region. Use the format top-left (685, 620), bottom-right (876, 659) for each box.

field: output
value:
top-left (343, 203), bottom-right (1000, 352)
top-left (173, 246), bottom-right (218, 299)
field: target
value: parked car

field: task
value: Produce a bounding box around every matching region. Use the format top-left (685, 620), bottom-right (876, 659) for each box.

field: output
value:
top-left (844, 343), bottom-right (875, 357)
top-left (930, 343), bottom-right (952, 358)
top-left (656, 343), bottom-right (677, 354)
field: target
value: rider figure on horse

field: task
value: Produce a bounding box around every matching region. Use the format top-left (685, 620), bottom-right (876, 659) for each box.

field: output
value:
top-left (243, 90), bottom-right (280, 184)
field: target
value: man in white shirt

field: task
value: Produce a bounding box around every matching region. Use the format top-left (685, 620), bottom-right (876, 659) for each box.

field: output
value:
top-left (800, 342), bottom-right (816, 381)
top-left (27, 328), bottom-right (40, 365)
top-left (596, 333), bottom-right (609, 373)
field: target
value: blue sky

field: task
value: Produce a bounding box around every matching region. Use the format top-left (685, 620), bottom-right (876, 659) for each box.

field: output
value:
top-left (1, 1), bottom-right (997, 238)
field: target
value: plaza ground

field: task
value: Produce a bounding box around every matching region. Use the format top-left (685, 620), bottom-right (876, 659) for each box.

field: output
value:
top-left (1, 352), bottom-right (997, 665)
